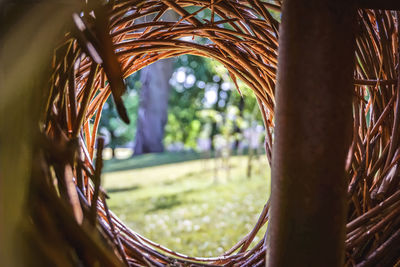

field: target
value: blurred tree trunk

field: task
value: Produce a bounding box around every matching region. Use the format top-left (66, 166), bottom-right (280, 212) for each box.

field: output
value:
top-left (133, 12), bottom-right (177, 155)
top-left (134, 58), bottom-right (174, 154)
top-left (110, 130), bottom-right (116, 158)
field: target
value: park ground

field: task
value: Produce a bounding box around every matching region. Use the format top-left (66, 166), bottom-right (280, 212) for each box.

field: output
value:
top-left (103, 151), bottom-right (270, 257)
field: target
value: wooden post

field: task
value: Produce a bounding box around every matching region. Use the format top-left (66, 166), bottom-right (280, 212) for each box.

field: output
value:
top-left (267, 1), bottom-right (356, 266)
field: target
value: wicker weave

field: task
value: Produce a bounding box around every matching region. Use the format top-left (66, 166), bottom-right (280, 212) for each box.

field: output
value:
top-left (28, 1), bottom-right (400, 266)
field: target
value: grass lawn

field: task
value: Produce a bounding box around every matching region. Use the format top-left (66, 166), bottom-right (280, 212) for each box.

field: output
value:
top-left (103, 154), bottom-right (270, 257)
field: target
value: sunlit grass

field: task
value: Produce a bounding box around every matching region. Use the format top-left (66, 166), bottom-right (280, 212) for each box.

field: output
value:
top-left (103, 154), bottom-right (270, 257)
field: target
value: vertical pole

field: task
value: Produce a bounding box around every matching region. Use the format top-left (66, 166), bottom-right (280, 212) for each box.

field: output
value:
top-left (267, 1), bottom-right (356, 266)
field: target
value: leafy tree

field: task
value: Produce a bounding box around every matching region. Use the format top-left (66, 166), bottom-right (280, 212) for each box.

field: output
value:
top-left (165, 55), bottom-right (215, 149)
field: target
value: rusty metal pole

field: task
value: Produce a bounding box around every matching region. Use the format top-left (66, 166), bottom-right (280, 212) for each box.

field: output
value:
top-left (267, 1), bottom-right (356, 266)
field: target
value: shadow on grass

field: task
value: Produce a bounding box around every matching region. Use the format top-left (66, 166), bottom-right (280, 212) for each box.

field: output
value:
top-left (146, 188), bottom-right (197, 212)
top-left (148, 195), bottom-right (182, 212)
top-left (107, 185), bottom-right (141, 194)
top-left (162, 171), bottom-right (200, 186)
top-left (103, 151), bottom-right (210, 173)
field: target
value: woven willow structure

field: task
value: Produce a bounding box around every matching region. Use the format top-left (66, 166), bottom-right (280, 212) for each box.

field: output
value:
top-left (23, 0), bottom-right (400, 266)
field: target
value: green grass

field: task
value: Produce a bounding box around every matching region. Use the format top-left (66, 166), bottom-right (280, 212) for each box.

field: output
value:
top-left (103, 154), bottom-right (270, 257)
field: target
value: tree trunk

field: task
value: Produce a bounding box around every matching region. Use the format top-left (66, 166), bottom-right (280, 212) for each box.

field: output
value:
top-left (133, 11), bottom-right (177, 155)
top-left (133, 58), bottom-right (174, 154)
top-left (109, 130), bottom-right (116, 158)
top-left (234, 97), bottom-right (244, 150)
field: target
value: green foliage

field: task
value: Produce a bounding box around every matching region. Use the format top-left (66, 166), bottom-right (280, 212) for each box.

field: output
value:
top-left (164, 55), bottom-right (210, 148)
top-left (165, 54), bottom-right (264, 150)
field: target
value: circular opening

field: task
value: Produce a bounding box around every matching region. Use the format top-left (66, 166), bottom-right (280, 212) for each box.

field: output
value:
top-left (99, 55), bottom-right (271, 256)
